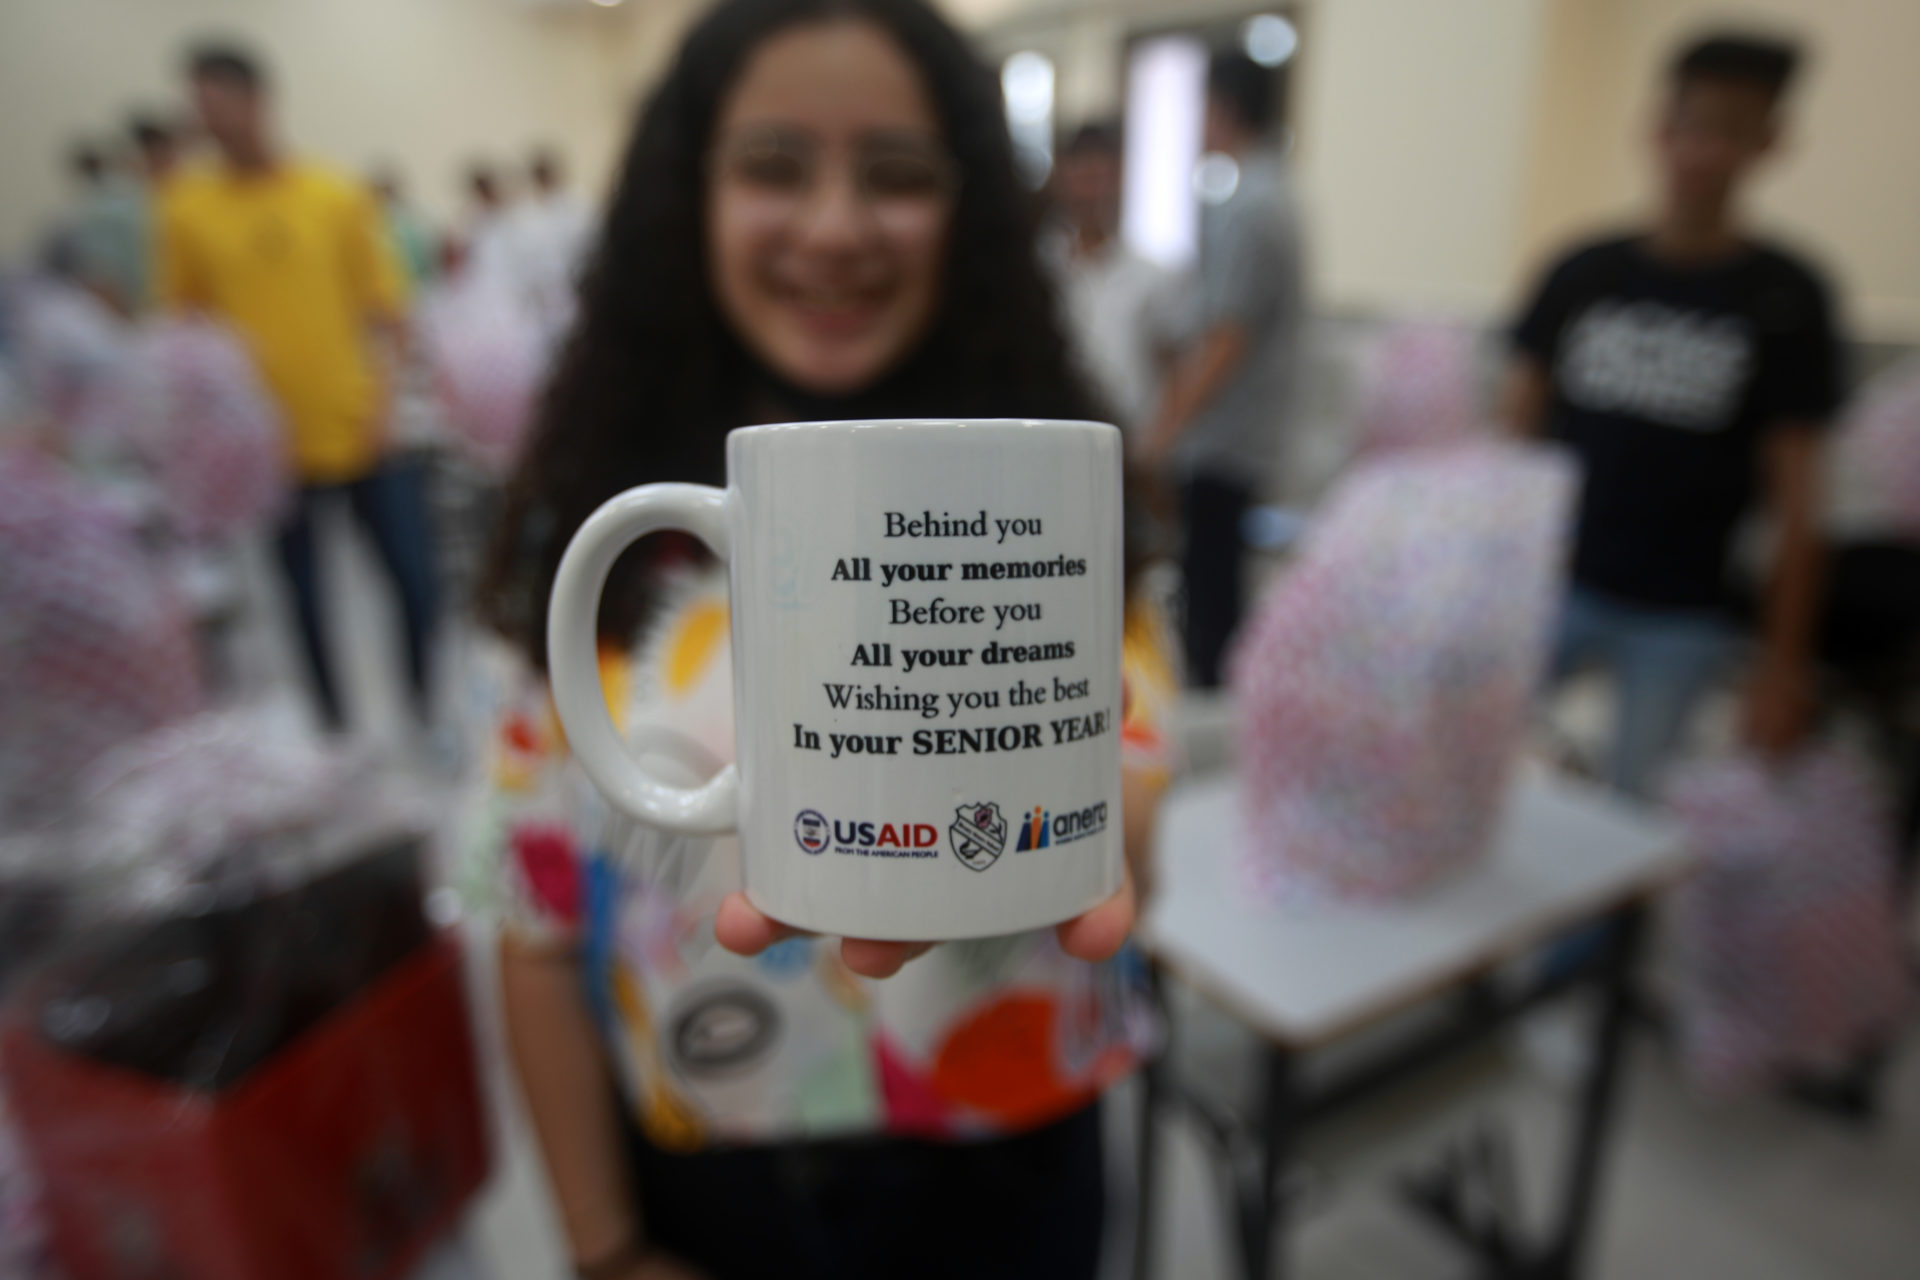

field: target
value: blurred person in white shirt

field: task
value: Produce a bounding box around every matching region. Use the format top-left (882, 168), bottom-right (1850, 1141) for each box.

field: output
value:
top-left (1046, 122), bottom-right (1177, 434)
top-left (460, 160), bottom-right (517, 288)
top-left (510, 145), bottom-right (594, 342)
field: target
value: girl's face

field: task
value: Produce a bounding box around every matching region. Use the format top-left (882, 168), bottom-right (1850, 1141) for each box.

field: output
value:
top-left (707, 19), bottom-right (955, 396)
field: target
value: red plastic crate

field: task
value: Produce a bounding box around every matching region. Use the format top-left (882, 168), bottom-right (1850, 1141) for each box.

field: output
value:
top-left (3, 933), bottom-right (489, 1280)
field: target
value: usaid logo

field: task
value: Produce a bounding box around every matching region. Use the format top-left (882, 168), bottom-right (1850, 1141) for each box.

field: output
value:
top-left (795, 809), bottom-right (941, 859)
top-left (793, 809), bottom-right (830, 854)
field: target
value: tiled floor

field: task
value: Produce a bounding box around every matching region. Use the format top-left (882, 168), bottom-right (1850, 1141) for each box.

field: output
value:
top-left (286, 506), bottom-right (1919, 1280)
top-left (1141, 989), bottom-right (1920, 1279)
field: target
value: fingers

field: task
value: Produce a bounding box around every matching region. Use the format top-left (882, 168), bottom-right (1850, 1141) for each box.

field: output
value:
top-left (712, 892), bottom-right (804, 957)
top-left (716, 891), bottom-right (1127, 977)
top-left (714, 896), bottom-right (937, 979)
top-left (840, 938), bottom-right (934, 979)
top-left (1056, 868), bottom-right (1137, 964)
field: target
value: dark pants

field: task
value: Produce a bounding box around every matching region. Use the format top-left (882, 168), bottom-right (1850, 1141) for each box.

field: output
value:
top-left (275, 458), bottom-right (438, 730)
top-left (626, 1104), bottom-right (1105, 1280)
top-left (1181, 473), bottom-right (1253, 688)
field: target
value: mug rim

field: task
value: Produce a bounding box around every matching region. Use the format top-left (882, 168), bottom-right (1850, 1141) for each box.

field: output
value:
top-left (730, 417), bottom-right (1119, 438)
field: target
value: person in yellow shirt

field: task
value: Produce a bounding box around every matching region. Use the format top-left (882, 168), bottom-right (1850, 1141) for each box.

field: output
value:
top-left (159, 42), bottom-right (438, 732)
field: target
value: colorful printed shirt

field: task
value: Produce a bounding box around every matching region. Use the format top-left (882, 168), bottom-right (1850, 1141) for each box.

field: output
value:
top-left (466, 573), bottom-right (1175, 1150)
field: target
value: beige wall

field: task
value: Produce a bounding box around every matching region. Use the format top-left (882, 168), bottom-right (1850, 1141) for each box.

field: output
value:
top-left (594, 0), bottom-right (706, 125)
top-left (1518, 0), bottom-right (1920, 341)
top-left (1290, 0), bottom-right (1547, 317)
top-left (8, 0), bottom-right (1913, 339)
top-left (1513, 0), bottom-right (1639, 279)
top-left (0, 0), bottom-right (653, 258)
top-left (971, 0), bottom-right (1920, 340)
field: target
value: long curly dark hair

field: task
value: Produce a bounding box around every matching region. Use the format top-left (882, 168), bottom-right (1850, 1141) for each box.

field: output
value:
top-left (477, 0), bottom-right (1101, 667)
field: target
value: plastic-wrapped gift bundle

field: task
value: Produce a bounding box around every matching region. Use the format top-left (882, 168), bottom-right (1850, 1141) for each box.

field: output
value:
top-left (0, 871), bottom-right (53, 1280)
top-left (0, 716), bottom-right (484, 1280)
top-left (1666, 745), bottom-right (1911, 1092)
top-left (0, 449), bottom-right (202, 827)
top-left (7, 277), bottom-right (128, 467)
top-left (0, 361), bottom-right (28, 440)
top-left (110, 317), bottom-right (287, 541)
top-left (1834, 354), bottom-right (1920, 539)
top-left (1229, 443), bottom-right (1576, 903)
top-left (419, 272), bottom-right (545, 476)
top-left (0, 1082), bottom-right (48, 1280)
top-left (73, 705), bottom-right (379, 913)
top-left (1350, 319), bottom-right (1485, 459)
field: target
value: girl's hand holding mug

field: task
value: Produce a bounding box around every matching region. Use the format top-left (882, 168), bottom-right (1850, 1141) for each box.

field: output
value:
top-left (714, 856), bottom-right (1137, 978)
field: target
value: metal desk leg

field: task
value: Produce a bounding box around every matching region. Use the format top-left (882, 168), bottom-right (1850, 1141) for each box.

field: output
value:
top-left (1540, 904), bottom-right (1646, 1280)
top-left (1135, 962), bottom-right (1168, 1280)
top-left (1243, 1043), bottom-right (1300, 1280)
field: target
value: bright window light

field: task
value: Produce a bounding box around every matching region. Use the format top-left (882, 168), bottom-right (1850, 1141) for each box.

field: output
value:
top-left (1243, 14), bottom-right (1298, 68)
top-left (1122, 35), bottom-right (1207, 268)
top-left (1001, 51), bottom-right (1055, 188)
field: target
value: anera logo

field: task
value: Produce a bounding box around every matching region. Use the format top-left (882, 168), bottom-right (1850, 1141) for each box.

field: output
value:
top-left (1015, 801), bottom-right (1108, 851)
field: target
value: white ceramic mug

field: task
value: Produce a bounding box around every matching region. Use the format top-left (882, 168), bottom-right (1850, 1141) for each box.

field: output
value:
top-left (548, 418), bottom-right (1124, 941)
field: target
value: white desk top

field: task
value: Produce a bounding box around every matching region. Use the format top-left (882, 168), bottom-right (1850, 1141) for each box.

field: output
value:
top-left (1141, 765), bottom-right (1692, 1049)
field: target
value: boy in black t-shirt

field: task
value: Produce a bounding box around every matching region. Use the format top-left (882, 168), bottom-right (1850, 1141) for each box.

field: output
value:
top-left (1505, 32), bottom-right (1841, 797)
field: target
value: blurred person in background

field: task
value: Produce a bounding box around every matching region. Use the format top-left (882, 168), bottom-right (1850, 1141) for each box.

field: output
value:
top-left (371, 165), bottom-right (439, 290)
top-left (509, 144), bottom-right (595, 340)
top-left (53, 140), bottom-right (147, 317)
top-left (461, 160), bottom-right (517, 286)
top-left (129, 110), bottom-right (184, 186)
top-left (130, 115), bottom-right (185, 279)
top-left (158, 41), bottom-right (438, 735)
top-left (471, 1), bottom-right (1160, 1277)
top-left (1047, 121), bottom-right (1176, 434)
top-left (1139, 51), bottom-right (1304, 688)
top-left (1504, 33), bottom-right (1840, 798)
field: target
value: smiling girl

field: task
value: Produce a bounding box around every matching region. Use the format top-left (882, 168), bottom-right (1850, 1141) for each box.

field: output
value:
top-left (471, 3), bottom-right (1173, 1277)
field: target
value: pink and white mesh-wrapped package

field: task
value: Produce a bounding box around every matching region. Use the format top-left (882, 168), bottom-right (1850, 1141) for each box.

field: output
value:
top-left (8, 277), bottom-right (129, 466)
top-left (0, 449), bottom-right (202, 827)
top-left (1229, 443), bottom-right (1576, 903)
top-left (1836, 354), bottom-right (1920, 539)
top-left (1351, 319), bottom-right (1486, 459)
top-left (110, 318), bottom-right (287, 541)
top-left (419, 273), bottom-right (545, 475)
top-left (1666, 745), bottom-right (1911, 1092)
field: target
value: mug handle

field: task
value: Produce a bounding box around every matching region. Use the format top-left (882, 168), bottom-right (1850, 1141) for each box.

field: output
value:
top-left (547, 483), bottom-right (739, 834)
